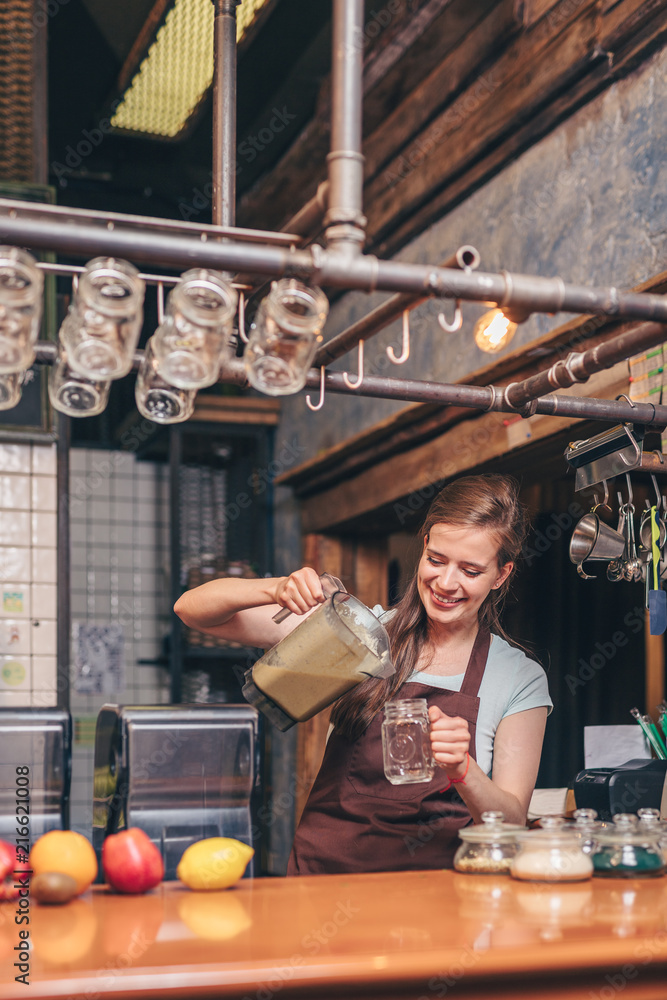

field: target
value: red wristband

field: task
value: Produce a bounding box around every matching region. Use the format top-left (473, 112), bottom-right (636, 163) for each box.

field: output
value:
top-left (440, 752), bottom-right (470, 793)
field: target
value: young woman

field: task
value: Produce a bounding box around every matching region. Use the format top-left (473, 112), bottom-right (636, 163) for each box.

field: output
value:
top-left (174, 474), bottom-right (552, 874)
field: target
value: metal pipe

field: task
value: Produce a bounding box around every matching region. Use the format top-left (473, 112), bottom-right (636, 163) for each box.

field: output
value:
top-left (505, 321), bottom-right (667, 411)
top-left (305, 369), bottom-right (667, 426)
top-left (56, 412), bottom-right (70, 714)
top-left (5, 205), bottom-right (667, 325)
top-left (325, 0), bottom-right (366, 252)
top-left (281, 181), bottom-right (329, 239)
top-left (28, 342), bottom-right (667, 426)
top-left (169, 426), bottom-right (183, 704)
top-left (199, 358), bottom-right (667, 426)
top-left (212, 0), bottom-right (240, 229)
top-left (0, 197), bottom-right (298, 245)
top-left (315, 246), bottom-right (480, 367)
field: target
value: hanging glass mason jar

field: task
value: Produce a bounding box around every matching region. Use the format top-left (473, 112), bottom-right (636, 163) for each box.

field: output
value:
top-left (152, 269), bottom-right (238, 390)
top-left (59, 257), bottom-right (145, 380)
top-left (243, 279), bottom-right (329, 396)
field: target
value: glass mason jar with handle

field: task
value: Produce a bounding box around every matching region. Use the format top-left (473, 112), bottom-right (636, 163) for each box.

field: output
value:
top-left (382, 698), bottom-right (435, 785)
top-left (59, 257), bottom-right (145, 380)
top-left (48, 341), bottom-right (111, 418)
top-left (0, 247), bottom-right (44, 375)
top-left (152, 269), bottom-right (238, 390)
top-left (243, 279), bottom-right (329, 396)
top-left (135, 336), bottom-right (196, 424)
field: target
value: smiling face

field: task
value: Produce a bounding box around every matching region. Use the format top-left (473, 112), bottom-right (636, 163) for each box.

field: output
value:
top-left (417, 522), bottom-right (513, 635)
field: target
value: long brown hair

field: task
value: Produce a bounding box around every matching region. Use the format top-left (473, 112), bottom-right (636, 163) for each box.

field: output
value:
top-left (330, 474), bottom-right (529, 740)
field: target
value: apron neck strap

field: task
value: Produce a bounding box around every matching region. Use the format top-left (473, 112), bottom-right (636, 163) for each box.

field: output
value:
top-left (459, 627), bottom-right (491, 698)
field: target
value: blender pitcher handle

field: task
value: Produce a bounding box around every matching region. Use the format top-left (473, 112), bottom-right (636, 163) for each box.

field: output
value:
top-left (272, 573), bottom-right (347, 623)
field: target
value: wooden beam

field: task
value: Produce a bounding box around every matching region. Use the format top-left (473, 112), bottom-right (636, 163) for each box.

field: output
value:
top-left (373, 0), bottom-right (667, 256)
top-left (236, 0), bottom-right (507, 233)
top-left (601, 0), bottom-right (667, 44)
top-left (524, 0), bottom-right (561, 26)
top-left (362, 0), bottom-right (524, 183)
top-left (237, 0), bottom-right (667, 256)
top-left (190, 396), bottom-right (281, 426)
top-left (354, 539), bottom-right (389, 609)
top-left (365, 1), bottom-right (602, 243)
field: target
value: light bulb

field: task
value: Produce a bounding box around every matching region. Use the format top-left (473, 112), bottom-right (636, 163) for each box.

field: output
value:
top-left (473, 309), bottom-right (518, 354)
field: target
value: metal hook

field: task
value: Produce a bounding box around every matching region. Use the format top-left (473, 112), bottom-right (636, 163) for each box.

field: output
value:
top-left (618, 423), bottom-right (643, 469)
top-left (650, 473), bottom-right (662, 509)
top-left (650, 452), bottom-right (666, 515)
top-left (238, 291), bottom-right (249, 343)
top-left (157, 281), bottom-right (165, 325)
top-left (343, 340), bottom-right (364, 389)
top-left (387, 310), bottom-right (410, 364)
top-left (437, 300), bottom-right (463, 333)
top-left (305, 366), bottom-right (326, 411)
top-left (592, 479), bottom-right (612, 515)
top-left (625, 472), bottom-right (634, 506)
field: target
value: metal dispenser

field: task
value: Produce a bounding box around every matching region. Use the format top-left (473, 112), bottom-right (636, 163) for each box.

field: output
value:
top-left (92, 704), bottom-right (261, 879)
top-left (0, 708), bottom-right (71, 839)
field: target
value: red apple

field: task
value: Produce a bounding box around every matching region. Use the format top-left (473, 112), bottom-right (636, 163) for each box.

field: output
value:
top-left (102, 828), bottom-right (164, 894)
top-left (0, 840), bottom-right (15, 882)
top-left (0, 839), bottom-right (30, 901)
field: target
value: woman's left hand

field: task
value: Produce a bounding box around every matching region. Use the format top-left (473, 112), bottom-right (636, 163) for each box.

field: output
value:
top-left (428, 706), bottom-right (470, 777)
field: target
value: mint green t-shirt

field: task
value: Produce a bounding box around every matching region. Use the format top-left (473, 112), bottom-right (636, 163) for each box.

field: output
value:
top-left (372, 607), bottom-right (552, 777)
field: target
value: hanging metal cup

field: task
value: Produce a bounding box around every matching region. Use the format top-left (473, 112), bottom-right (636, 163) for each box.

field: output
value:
top-left (569, 513), bottom-right (626, 579)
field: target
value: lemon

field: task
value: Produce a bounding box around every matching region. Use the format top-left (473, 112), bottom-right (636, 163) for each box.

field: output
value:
top-left (176, 838), bottom-right (254, 890)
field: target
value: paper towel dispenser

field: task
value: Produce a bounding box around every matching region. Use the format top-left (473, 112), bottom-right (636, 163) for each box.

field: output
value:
top-left (92, 704), bottom-right (261, 879)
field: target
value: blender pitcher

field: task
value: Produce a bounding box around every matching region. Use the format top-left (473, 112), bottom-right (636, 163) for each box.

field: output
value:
top-left (242, 592), bottom-right (395, 730)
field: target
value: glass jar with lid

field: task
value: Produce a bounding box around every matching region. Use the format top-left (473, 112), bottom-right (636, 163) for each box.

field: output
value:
top-left (636, 807), bottom-right (667, 835)
top-left (592, 813), bottom-right (666, 878)
top-left (510, 816), bottom-right (594, 882)
top-left (567, 807), bottom-right (604, 855)
top-left (453, 811), bottom-right (524, 874)
top-left (637, 807), bottom-right (667, 864)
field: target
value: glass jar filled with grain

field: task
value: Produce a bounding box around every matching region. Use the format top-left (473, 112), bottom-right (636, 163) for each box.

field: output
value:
top-left (453, 811), bottom-right (524, 875)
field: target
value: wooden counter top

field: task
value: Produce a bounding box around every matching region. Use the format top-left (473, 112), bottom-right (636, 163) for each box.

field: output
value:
top-left (2, 870), bottom-right (667, 999)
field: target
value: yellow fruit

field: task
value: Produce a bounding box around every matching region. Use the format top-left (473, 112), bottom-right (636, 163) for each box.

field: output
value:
top-left (177, 838), bottom-right (254, 890)
top-left (178, 892), bottom-right (252, 940)
top-left (30, 831), bottom-right (98, 895)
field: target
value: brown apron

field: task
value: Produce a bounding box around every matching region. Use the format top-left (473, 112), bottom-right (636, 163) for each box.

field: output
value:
top-left (287, 627), bottom-right (490, 875)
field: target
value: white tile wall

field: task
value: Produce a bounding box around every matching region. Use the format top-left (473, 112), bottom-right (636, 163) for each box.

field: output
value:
top-left (69, 448), bottom-right (171, 837)
top-left (0, 444), bottom-right (30, 474)
top-left (0, 442), bottom-right (172, 839)
top-left (0, 443), bottom-right (57, 709)
top-left (31, 511), bottom-right (56, 547)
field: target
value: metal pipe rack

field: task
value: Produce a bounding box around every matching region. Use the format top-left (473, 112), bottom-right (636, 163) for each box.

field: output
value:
top-left (1, 0), bottom-right (666, 430)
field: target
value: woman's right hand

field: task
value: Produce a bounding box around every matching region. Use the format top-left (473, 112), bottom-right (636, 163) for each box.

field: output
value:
top-left (273, 567), bottom-right (327, 617)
